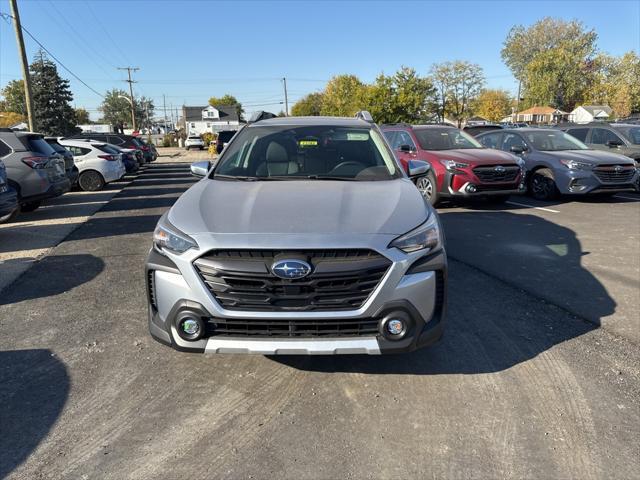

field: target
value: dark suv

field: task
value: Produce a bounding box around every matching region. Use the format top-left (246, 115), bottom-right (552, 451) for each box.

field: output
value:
top-left (382, 124), bottom-right (525, 205)
top-left (215, 130), bottom-right (237, 154)
top-left (67, 132), bottom-right (150, 163)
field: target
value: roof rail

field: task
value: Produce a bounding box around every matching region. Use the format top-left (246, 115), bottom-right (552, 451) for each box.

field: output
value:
top-left (380, 122), bottom-right (412, 128)
top-left (248, 111), bottom-right (277, 123)
top-left (355, 110), bottom-right (374, 123)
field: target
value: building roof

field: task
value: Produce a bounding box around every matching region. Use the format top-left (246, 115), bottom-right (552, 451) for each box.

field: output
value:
top-left (183, 105), bottom-right (240, 122)
top-left (517, 106), bottom-right (568, 115)
top-left (578, 105), bottom-right (613, 117)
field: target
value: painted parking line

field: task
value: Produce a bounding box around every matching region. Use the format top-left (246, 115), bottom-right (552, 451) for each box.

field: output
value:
top-left (614, 194), bottom-right (640, 201)
top-left (506, 201), bottom-right (560, 213)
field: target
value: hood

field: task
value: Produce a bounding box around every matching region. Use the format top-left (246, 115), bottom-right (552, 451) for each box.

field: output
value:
top-left (431, 148), bottom-right (518, 164)
top-left (543, 149), bottom-right (636, 165)
top-left (169, 178), bottom-right (428, 236)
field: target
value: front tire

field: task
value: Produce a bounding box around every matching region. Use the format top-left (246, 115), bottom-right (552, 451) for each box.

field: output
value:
top-left (78, 170), bottom-right (105, 191)
top-left (529, 168), bottom-right (558, 200)
top-left (415, 172), bottom-right (439, 206)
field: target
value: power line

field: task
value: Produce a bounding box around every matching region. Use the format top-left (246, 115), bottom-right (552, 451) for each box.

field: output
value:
top-left (0, 11), bottom-right (104, 98)
top-left (82, 0), bottom-right (131, 66)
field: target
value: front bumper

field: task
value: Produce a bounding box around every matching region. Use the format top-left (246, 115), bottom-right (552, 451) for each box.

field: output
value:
top-left (146, 244), bottom-right (447, 355)
top-left (556, 167), bottom-right (639, 194)
top-left (441, 169), bottom-right (526, 197)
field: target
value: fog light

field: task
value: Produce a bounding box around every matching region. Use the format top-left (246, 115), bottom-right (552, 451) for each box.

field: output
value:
top-left (176, 314), bottom-right (205, 341)
top-left (387, 319), bottom-right (404, 335)
top-left (466, 184), bottom-right (477, 193)
top-left (181, 318), bottom-right (199, 335)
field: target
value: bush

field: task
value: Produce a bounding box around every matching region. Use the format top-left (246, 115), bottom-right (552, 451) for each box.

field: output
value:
top-left (202, 132), bottom-right (216, 147)
top-left (162, 133), bottom-right (175, 147)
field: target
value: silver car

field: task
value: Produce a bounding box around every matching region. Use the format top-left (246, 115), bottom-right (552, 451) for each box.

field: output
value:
top-left (146, 113), bottom-right (447, 354)
top-left (477, 128), bottom-right (638, 200)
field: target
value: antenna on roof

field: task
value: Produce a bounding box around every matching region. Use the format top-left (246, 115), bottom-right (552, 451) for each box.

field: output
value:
top-left (248, 111), bottom-right (277, 123)
top-left (355, 111), bottom-right (374, 123)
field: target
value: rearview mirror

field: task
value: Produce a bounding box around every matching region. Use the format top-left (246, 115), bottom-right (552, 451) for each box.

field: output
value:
top-left (190, 161), bottom-right (210, 177)
top-left (607, 140), bottom-right (623, 147)
top-left (407, 159), bottom-right (431, 177)
top-left (399, 144), bottom-right (414, 153)
top-left (510, 145), bottom-right (527, 154)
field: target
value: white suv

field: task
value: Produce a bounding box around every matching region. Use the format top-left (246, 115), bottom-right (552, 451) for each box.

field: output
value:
top-left (185, 135), bottom-right (204, 150)
top-left (59, 139), bottom-right (126, 191)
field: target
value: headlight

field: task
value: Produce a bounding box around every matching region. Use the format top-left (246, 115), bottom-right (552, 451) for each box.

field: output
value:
top-left (439, 159), bottom-right (469, 171)
top-left (560, 159), bottom-right (593, 170)
top-left (389, 213), bottom-right (441, 253)
top-left (153, 213), bottom-right (198, 254)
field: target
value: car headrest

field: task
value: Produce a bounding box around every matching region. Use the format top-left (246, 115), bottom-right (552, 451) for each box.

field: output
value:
top-left (266, 141), bottom-right (289, 163)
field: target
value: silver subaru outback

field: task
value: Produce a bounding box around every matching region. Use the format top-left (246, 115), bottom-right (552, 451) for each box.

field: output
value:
top-left (146, 112), bottom-right (447, 354)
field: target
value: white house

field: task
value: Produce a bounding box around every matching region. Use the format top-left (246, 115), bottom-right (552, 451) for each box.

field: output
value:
top-left (182, 105), bottom-right (242, 135)
top-left (569, 105), bottom-right (613, 123)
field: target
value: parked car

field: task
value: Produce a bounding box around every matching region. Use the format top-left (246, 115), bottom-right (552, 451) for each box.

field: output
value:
top-left (146, 111), bottom-right (447, 355)
top-left (215, 130), bottom-right (237, 154)
top-left (66, 132), bottom-right (149, 163)
top-left (44, 136), bottom-right (79, 185)
top-left (135, 137), bottom-right (158, 162)
top-left (59, 139), bottom-right (126, 191)
top-left (185, 135), bottom-right (205, 150)
top-left (476, 128), bottom-right (638, 200)
top-left (0, 159), bottom-right (19, 223)
top-left (463, 124), bottom-right (503, 137)
top-left (99, 144), bottom-right (138, 173)
top-left (0, 128), bottom-right (70, 214)
top-left (382, 124), bottom-right (525, 205)
top-left (560, 123), bottom-right (640, 190)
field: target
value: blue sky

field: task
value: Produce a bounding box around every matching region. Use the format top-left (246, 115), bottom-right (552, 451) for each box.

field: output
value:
top-left (1, 0), bottom-right (639, 120)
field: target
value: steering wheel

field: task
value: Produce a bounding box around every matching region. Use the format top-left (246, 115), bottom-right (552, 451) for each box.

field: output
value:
top-left (329, 161), bottom-right (367, 176)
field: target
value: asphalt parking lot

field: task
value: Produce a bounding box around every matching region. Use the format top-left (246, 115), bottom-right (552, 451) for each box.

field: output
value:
top-left (1, 154), bottom-right (639, 479)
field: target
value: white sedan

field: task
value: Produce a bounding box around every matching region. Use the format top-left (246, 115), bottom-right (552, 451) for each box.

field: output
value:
top-left (185, 135), bottom-right (205, 150)
top-left (59, 139), bottom-right (126, 191)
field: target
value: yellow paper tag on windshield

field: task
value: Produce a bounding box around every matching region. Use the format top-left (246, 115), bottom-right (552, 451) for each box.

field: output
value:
top-left (299, 139), bottom-right (318, 148)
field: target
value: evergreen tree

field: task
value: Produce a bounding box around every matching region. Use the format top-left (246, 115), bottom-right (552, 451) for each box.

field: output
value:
top-left (30, 50), bottom-right (79, 135)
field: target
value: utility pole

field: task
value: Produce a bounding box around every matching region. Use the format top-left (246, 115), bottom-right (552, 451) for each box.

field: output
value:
top-left (282, 77), bottom-right (289, 116)
top-left (163, 94), bottom-right (168, 133)
top-left (118, 66), bottom-right (139, 131)
top-left (9, 0), bottom-right (35, 131)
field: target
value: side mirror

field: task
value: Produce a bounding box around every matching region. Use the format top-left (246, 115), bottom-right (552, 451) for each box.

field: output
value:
top-left (190, 161), bottom-right (210, 177)
top-left (399, 144), bottom-right (414, 153)
top-left (510, 145), bottom-right (527, 154)
top-left (607, 140), bottom-right (623, 147)
top-left (407, 159), bottom-right (431, 177)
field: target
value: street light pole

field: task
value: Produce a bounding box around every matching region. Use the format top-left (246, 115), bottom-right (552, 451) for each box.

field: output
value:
top-left (118, 67), bottom-right (139, 131)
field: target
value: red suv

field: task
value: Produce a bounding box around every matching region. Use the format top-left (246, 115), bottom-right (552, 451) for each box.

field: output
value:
top-left (382, 124), bottom-right (526, 205)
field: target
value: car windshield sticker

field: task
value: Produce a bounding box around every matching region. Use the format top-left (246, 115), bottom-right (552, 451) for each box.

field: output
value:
top-left (298, 138), bottom-right (319, 148)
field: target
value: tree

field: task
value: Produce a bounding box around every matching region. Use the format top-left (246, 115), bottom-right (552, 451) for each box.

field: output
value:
top-left (320, 75), bottom-right (366, 117)
top-left (390, 67), bottom-right (436, 123)
top-left (0, 111), bottom-right (25, 128)
top-left (361, 74), bottom-right (395, 123)
top-left (291, 92), bottom-right (324, 116)
top-left (74, 107), bottom-right (91, 124)
top-left (30, 51), bottom-right (78, 135)
top-left (472, 89), bottom-right (514, 122)
top-left (0, 80), bottom-right (27, 115)
top-left (99, 89), bottom-right (153, 130)
top-left (586, 51), bottom-right (640, 117)
top-left (501, 18), bottom-right (598, 83)
top-left (208, 94), bottom-right (244, 120)
top-left (430, 61), bottom-right (485, 126)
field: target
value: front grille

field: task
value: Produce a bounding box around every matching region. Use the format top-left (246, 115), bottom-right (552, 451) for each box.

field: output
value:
top-left (593, 165), bottom-right (635, 183)
top-left (473, 165), bottom-right (520, 183)
top-left (194, 249), bottom-right (391, 312)
top-left (206, 317), bottom-right (379, 337)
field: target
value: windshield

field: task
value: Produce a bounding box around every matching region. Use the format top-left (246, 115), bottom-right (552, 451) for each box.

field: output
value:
top-left (621, 127), bottom-right (640, 145)
top-left (524, 131), bottom-right (589, 151)
top-left (414, 128), bottom-right (483, 150)
top-left (213, 125), bottom-right (400, 181)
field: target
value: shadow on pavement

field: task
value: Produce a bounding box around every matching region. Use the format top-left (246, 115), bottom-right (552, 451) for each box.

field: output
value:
top-left (273, 211), bottom-right (613, 375)
top-left (0, 349), bottom-right (69, 478)
top-left (0, 254), bottom-right (104, 305)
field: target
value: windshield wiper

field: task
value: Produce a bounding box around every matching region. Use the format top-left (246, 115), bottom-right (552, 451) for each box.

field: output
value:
top-left (304, 175), bottom-right (355, 181)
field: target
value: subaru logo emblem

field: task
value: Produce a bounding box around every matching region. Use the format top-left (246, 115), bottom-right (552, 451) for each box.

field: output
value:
top-left (614, 165), bottom-right (623, 173)
top-left (494, 165), bottom-right (506, 173)
top-left (271, 259), bottom-right (312, 279)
